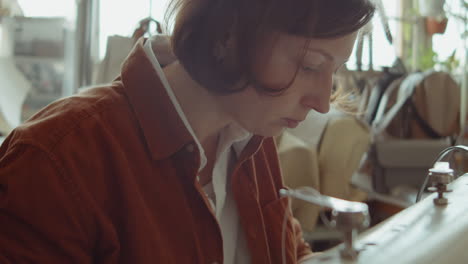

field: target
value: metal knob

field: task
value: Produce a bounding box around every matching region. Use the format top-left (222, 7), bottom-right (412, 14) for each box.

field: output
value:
top-left (331, 210), bottom-right (370, 260)
top-left (427, 162), bottom-right (454, 206)
top-left (416, 145), bottom-right (468, 203)
top-left (279, 188), bottom-right (370, 260)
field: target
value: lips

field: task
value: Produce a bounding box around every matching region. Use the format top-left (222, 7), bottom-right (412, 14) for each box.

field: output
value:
top-left (283, 118), bottom-right (303, 129)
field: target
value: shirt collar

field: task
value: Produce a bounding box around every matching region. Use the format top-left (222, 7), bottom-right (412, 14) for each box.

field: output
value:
top-left (142, 37), bottom-right (253, 169)
top-left (142, 37), bottom-right (207, 171)
top-left (119, 37), bottom-right (264, 162)
top-left (120, 37), bottom-right (193, 160)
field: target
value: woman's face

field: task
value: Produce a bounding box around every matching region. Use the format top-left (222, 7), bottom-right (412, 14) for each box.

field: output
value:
top-left (218, 32), bottom-right (358, 137)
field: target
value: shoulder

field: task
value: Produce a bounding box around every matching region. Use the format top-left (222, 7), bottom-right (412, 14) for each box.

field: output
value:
top-left (4, 81), bottom-right (131, 152)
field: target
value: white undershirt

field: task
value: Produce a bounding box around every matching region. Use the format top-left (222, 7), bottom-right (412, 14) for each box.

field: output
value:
top-left (143, 36), bottom-right (252, 264)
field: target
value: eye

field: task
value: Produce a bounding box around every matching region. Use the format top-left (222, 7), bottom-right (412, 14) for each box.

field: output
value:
top-left (301, 65), bottom-right (321, 72)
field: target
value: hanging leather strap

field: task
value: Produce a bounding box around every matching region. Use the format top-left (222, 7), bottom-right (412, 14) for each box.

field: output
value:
top-left (132, 17), bottom-right (163, 42)
top-left (407, 99), bottom-right (442, 139)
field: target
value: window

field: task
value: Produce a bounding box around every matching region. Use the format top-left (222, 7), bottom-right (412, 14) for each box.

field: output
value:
top-left (346, 1), bottom-right (400, 71)
top-left (98, 0), bottom-right (401, 71)
top-left (99, 0), bottom-right (170, 59)
top-left (16, 0), bottom-right (76, 20)
top-left (433, 0), bottom-right (467, 73)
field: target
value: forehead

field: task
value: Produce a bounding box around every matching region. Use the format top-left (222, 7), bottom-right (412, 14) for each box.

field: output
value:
top-left (273, 32), bottom-right (358, 62)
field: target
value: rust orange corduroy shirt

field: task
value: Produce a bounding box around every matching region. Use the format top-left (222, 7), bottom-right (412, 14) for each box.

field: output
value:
top-left (0, 38), bottom-right (312, 264)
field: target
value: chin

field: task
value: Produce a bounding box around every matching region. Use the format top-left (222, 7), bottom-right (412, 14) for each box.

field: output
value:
top-left (252, 126), bottom-right (285, 138)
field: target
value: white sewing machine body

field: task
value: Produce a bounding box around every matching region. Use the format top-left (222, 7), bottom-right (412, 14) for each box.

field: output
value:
top-left (304, 173), bottom-right (468, 264)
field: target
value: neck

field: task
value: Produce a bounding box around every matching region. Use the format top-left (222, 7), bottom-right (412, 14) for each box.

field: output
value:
top-left (162, 61), bottom-right (231, 146)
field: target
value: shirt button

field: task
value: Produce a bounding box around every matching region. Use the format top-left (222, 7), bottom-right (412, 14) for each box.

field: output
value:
top-left (186, 144), bottom-right (195, 152)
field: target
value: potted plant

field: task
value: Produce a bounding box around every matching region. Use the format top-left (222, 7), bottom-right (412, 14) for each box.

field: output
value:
top-left (418, 0), bottom-right (448, 35)
top-left (425, 16), bottom-right (448, 35)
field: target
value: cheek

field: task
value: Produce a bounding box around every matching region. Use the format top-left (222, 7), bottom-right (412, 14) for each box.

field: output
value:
top-left (260, 66), bottom-right (296, 89)
top-left (243, 96), bottom-right (296, 134)
top-left (226, 95), bottom-right (281, 128)
top-left (254, 53), bottom-right (297, 90)
top-left (239, 98), bottom-right (275, 124)
top-left (220, 89), bottom-right (264, 122)
top-left (220, 86), bottom-right (299, 135)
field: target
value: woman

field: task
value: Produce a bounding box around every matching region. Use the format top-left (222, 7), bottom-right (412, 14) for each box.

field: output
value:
top-left (0, 0), bottom-right (374, 263)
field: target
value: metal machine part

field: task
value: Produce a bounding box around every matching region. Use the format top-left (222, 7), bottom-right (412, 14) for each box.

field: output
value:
top-left (331, 210), bottom-right (369, 260)
top-left (416, 145), bottom-right (468, 203)
top-left (426, 162), bottom-right (454, 205)
top-left (279, 188), bottom-right (370, 260)
top-left (303, 174), bottom-right (468, 264)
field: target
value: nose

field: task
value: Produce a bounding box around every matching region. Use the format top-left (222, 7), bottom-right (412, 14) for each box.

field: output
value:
top-left (300, 73), bottom-right (333, 114)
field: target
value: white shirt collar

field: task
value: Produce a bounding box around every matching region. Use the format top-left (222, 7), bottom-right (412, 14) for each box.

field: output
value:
top-left (142, 36), bottom-right (252, 169)
top-left (143, 35), bottom-right (252, 264)
top-left (143, 37), bottom-right (208, 172)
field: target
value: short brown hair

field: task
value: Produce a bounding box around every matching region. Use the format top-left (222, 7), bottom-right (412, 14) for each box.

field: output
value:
top-left (166, 0), bottom-right (375, 95)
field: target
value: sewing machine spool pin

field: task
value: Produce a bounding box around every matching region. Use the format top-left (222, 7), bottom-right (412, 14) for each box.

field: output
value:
top-left (427, 162), bottom-right (454, 206)
top-left (279, 188), bottom-right (369, 260)
top-left (331, 210), bottom-right (369, 260)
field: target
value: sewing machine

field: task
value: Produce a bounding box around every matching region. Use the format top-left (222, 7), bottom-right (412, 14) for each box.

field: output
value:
top-left (301, 173), bottom-right (468, 263)
top-left (285, 146), bottom-right (468, 264)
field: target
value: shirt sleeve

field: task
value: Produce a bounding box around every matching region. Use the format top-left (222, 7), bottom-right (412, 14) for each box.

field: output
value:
top-left (293, 216), bottom-right (315, 262)
top-left (0, 143), bottom-right (93, 264)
